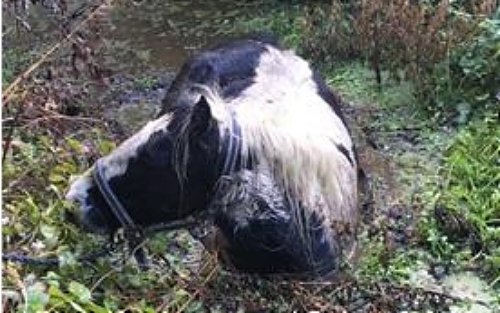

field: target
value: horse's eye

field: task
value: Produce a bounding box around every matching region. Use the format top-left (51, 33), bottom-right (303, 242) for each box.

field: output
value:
top-left (142, 137), bottom-right (172, 166)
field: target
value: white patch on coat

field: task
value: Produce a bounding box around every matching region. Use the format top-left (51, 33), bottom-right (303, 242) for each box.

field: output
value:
top-left (65, 170), bottom-right (93, 213)
top-left (199, 44), bottom-right (358, 227)
top-left (101, 113), bottom-right (173, 179)
top-left (66, 114), bottom-right (173, 205)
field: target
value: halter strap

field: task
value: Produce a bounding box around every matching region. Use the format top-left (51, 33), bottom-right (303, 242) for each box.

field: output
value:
top-left (93, 159), bottom-right (136, 228)
top-left (90, 117), bottom-right (242, 269)
top-left (92, 158), bottom-right (198, 235)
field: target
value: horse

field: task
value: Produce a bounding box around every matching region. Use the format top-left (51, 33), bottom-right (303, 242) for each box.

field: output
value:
top-left (66, 37), bottom-right (359, 279)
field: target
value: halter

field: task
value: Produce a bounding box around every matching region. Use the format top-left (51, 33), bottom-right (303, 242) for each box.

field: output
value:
top-left (92, 160), bottom-right (198, 235)
top-left (93, 159), bottom-right (136, 229)
top-left (90, 115), bottom-right (243, 268)
top-left (92, 116), bottom-right (243, 230)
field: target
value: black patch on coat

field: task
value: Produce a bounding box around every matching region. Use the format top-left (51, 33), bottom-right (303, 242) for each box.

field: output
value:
top-left (83, 99), bottom-right (221, 231)
top-left (336, 143), bottom-right (354, 166)
top-left (215, 202), bottom-right (339, 277)
top-left (160, 38), bottom-right (273, 115)
top-left (209, 169), bottom-right (339, 277)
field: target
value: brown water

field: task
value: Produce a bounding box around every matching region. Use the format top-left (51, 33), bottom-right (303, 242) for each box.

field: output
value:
top-left (3, 0), bottom-right (263, 80)
top-left (97, 0), bottom-right (264, 132)
top-left (107, 0), bottom-right (262, 72)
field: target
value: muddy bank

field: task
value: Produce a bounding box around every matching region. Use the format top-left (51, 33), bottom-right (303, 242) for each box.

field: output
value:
top-left (3, 0), bottom-right (264, 134)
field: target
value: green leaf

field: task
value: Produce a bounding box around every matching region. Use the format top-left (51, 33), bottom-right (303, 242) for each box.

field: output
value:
top-left (70, 301), bottom-right (88, 313)
top-left (25, 283), bottom-right (49, 313)
top-left (58, 250), bottom-right (78, 268)
top-left (40, 224), bottom-right (60, 247)
top-left (45, 271), bottom-right (61, 288)
top-left (68, 281), bottom-right (91, 303)
top-left (66, 138), bottom-right (84, 152)
top-left (49, 173), bottom-right (66, 184)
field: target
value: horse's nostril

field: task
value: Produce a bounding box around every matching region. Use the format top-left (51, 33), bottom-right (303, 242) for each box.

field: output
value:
top-left (65, 190), bottom-right (79, 203)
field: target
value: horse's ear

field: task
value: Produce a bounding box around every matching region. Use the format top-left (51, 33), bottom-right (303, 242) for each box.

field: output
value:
top-left (189, 95), bottom-right (213, 137)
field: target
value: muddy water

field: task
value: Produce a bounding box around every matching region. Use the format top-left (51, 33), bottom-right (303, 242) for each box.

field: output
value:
top-left (108, 0), bottom-right (261, 72)
top-left (108, 1), bottom-right (205, 72)
top-left (103, 0), bottom-right (263, 132)
top-left (3, 0), bottom-right (263, 132)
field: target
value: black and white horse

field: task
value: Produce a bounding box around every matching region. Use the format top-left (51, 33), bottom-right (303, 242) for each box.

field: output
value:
top-left (66, 37), bottom-right (359, 278)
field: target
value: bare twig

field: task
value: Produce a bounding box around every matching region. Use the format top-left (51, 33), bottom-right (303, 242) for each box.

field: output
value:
top-left (173, 254), bottom-right (219, 313)
top-left (2, 0), bottom-right (113, 106)
top-left (2, 105), bottom-right (24, 163)
top-left (20, 114), bottom-right (103, 129)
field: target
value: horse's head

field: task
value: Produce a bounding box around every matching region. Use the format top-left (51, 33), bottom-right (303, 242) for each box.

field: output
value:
top-left (66, 91), bottom-right (222, 233)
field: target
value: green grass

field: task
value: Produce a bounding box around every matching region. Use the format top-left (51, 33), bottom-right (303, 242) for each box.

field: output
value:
top-left (326, 62), bottom-right (500, 296)
top-left (433, 117), bottom-right (500, 279)
top-left (2, 48), bottom-right (33, 88)
top-left (326, 63), bottom-right (414, 107)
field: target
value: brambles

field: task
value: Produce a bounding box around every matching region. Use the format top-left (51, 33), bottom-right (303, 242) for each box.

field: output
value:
top-left (261, 1), bottom-right (497, 121)
top-left (432, 15), bottom-right (500, 123)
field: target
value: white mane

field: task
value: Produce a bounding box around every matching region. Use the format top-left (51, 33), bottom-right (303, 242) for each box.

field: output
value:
top-left (202, 45), bottom-right (358, 228)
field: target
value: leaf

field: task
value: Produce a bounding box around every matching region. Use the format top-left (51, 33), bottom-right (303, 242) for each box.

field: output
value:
top-left (49, 173), bottom-right (66, 184)
top-left (475, 93), bottom-right (490, 102)
top-left (68, 281), bottom-right (91, 303)
top-left (45, 271), bottom-right (61, 288)
top-left (98, 139), bottom-right (116, 154)
top-left (25, 282), bottom-right (49, 313)
top-left (70, 301), bottom-right (87, 313)
top-left (40, 224), bottom-right (60, 248)
top-left (58, 250), bottom-right (77, 268)
top-left (66, 138), bottom-right (84, 152)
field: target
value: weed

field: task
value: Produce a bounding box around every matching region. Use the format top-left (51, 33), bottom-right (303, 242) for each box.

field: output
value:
top-left (432, 14), bottom-right (500, 123)
top-left (2, 48), bottom-right (34, 87)
top-left (222, 2), bottom-right (305, 49)
top-left (428, 118), bottom-right (500, 280)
